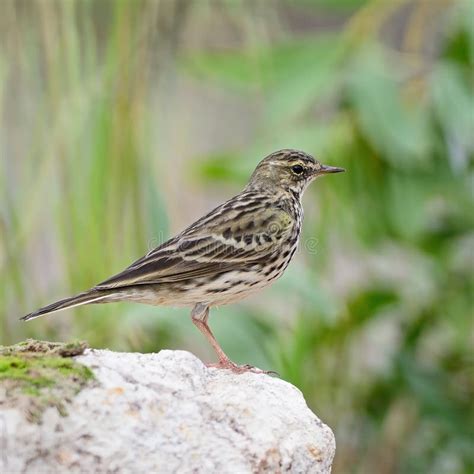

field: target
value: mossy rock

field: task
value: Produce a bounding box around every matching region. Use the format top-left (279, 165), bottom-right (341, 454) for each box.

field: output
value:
top-left (0, 339), bottom-right (95, 423)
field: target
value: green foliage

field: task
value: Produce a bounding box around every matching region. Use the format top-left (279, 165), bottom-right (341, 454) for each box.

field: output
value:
top-left (1, 0), bottom-right (472, 472)
top-left (0, 354), bottom-right (92, 388)
top-left (0, 339), bottom-right (94, 422)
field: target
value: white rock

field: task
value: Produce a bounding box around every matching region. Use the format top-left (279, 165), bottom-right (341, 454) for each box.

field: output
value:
top-left (1, 349), bottom-right (335, 473)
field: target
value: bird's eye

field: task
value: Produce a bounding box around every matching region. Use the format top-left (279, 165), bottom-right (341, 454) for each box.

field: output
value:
top-left (291, 165), bottom-right (304, 175)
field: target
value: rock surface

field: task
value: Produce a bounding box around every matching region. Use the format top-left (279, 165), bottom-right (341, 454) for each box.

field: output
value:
top-left (1, 349), bottom-right (335, 473)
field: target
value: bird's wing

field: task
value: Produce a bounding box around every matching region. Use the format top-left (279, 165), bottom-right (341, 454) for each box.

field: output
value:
top-left (95, 197), bottom-right (294, 289)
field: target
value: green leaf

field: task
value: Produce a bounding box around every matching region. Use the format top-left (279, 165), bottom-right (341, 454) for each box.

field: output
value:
top-left (263, 36), bottom-right (345, 125)
top-left (346, 47), bottom-right (431, 169)
top-left (281, 0), bottom-right (370, 10)
top-left (430, 62), bottom-right (474, 172)
top-left (182, 36), bottom-right (342, 92)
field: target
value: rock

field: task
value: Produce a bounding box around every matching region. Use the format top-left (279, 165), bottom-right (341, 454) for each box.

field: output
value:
top-left (0, 340), bottom-right (94, 423)
top-left (1, 347), bottom-right (335, 473)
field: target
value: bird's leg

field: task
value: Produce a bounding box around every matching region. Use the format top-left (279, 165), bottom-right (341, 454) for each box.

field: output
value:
top-left (190, 303), bottom-right (269, 375)
top-left (191, 303), bottom-right (230, 365)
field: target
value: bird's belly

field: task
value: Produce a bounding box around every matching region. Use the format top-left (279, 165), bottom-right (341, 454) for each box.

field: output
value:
top-left (199, 253), bottom-right (296, 306)
top-left (197, 269), bottom-right (283, 306)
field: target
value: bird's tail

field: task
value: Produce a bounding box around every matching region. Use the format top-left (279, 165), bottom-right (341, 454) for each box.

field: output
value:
top-left (20, 289), bottom-right (113, 322)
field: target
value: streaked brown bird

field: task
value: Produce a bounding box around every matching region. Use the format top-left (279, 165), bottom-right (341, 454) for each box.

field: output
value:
top-left (22, 149), bottom-right (344, 373)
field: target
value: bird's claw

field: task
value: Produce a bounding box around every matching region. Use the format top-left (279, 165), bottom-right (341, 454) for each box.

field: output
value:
top-left (206, 360), bottom-right (278, 376)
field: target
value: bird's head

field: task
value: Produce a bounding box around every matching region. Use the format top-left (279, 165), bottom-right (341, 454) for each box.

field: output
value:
top-left (247, 149), bottom-right (345, 196)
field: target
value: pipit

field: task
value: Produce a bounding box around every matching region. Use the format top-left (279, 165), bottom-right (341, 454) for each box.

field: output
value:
top-left (22, 149), bottom-right (344, 373)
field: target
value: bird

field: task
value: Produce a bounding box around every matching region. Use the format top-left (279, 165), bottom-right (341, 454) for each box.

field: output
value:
top-left (21, 149), bottom-right (344, 373)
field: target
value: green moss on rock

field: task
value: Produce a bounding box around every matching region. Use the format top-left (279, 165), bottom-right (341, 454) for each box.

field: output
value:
top-left (0, 339), bottom-right (95, 423)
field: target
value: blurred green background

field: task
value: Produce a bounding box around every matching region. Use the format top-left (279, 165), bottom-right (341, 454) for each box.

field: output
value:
top-left (1, 0), bottom-right (472, 472)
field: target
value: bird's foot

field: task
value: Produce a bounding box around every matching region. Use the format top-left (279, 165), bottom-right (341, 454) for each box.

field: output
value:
top-left (206, 359), bottom-right (278, 376)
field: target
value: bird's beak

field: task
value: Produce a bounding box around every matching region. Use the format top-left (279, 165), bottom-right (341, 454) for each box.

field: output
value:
top-left (317, 164), bottom-right (345, 175)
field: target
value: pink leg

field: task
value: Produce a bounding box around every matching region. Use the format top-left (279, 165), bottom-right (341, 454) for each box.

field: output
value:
top-left (190, 304), bottom-right (272, 375)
